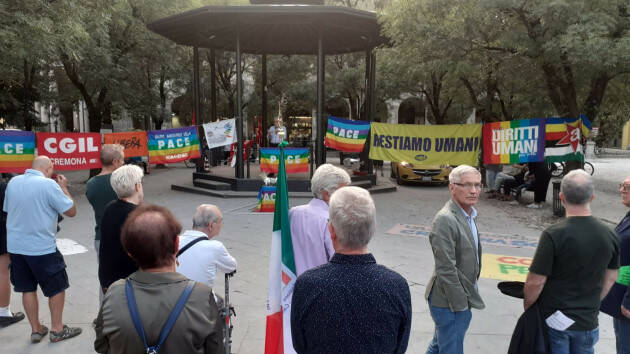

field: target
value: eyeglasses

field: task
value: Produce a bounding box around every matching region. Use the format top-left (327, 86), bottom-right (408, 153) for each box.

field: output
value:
top-left (452, 182), bottom-right (482, 190)
top-left (620, 183), bottom-right (630, 192)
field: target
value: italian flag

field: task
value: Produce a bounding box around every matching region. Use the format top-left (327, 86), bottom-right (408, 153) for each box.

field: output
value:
top-left (265, 143), bottom-right (297, 354)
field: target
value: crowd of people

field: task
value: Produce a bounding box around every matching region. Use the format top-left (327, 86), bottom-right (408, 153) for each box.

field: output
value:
top-left (0, 144), bottom-right (629, 354)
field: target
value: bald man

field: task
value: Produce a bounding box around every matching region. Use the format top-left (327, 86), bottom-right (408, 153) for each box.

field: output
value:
top-left (3, 156), bottom-right (82, 343)
top-left (176, 204), bottom-right (237, 288)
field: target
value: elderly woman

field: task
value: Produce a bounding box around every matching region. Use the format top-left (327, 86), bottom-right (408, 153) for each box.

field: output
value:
top-left (94, 204), bottom-right (224, 353)
top-left (98, 164), bottom-right (143, 293)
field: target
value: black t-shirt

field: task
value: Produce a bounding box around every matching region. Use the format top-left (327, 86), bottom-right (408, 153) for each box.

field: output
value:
top-left (98, 199), bottom-right (138, 289)
top-left (529, 216), bottom-right (620, 330)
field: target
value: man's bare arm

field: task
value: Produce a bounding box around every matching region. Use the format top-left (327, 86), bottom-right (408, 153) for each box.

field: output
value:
top-left (600, 269), bottom-right (618, 300)
top-left (524, 272), bottom-right (547, 310)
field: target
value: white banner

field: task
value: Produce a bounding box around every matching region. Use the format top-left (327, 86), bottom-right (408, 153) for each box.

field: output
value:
top-left (203, 119), bottom-right (237, 149)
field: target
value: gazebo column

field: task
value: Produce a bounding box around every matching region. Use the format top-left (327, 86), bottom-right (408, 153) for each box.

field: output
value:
top-left (366, 48), bottom-right (376, 175)
top-left (193, 46), bottom-right (204, 172)
top-left (262, 54), bottom-right (268, 146)
top-left (210, 49), bottom-right (217, 122)
top-left (236, 29), bottom-right (244, 178)
top-left (316, 32), bottom-right (325, 166)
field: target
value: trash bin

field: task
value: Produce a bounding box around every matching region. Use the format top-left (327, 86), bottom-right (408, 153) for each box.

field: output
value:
top-left (552, 180), bottom-right (565, 217)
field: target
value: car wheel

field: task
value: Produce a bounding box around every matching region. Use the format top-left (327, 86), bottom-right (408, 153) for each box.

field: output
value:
top-left (396, 171), bottom-right (403, 185)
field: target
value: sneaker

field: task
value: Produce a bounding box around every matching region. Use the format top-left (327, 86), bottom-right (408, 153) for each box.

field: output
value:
top-left (527, 203), bottom-right (542, 209)
top-left (49, 325), bottom-right (82, 343)
top-left (0, 311), bottom-right (25, 328)
top-left (30, 325), bottom-right (49, 343)
top-left (509, 200), bottom-right (520, 206)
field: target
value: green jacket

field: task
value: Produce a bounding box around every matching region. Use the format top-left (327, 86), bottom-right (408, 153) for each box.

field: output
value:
top-left (425, 199), bottom-right (485, 312)
top-left (94, 271), bottom-right (224, 354)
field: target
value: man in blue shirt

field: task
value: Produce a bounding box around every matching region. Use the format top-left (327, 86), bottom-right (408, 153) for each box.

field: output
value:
top-left (291, 186), bottom-right (412, 354)
top-left (3, 156), bottom-right (81, 343)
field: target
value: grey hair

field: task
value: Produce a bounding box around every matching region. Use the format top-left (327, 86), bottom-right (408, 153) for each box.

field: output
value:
top-left (101, 144), bottom-right (124, 166)
top-left (110, 164), bottom-right (143, 199)
top-left (192, 204), bottom-right (221, 229)
top-left (449, 165), bottom-right (480, 184)
top-left (311, 163), bottom-right (352, 199)
top-left (329, 186), bottom-right (376, 249)
top-left (561, 169), bottom-right (593, 205)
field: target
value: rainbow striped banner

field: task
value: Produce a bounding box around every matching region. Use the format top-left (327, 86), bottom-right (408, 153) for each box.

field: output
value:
top-left (0, 131), bottom-right (35, 173)
top-left (147, 126), bottom-right (201, 164)
top-left (324, 116), bottom-right (370, 152)
top-left (482, 119), bottom-right (545, 164)
top-left (260, 148), bottom-right (309, 174)
top-left (256, 186), bottom-right (276, 212)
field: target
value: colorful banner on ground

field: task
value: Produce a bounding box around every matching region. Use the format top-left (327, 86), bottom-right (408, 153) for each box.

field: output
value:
top-left (147, 126), bottom-right (201, 164)
top-left (265, 145), bottom-right (297, 354)
top-left (324, 116), bottom-right (370, 152)
top-left (0, 131), bottom-right (35, 173)
top-left (257, 186), bottom-right (276, 212)
top-left (260, 148), bottom-right (309, 174)
top-left (36, 132), bottom-right (102, 170)
top-left (480, 253), bottom-right (531, 282)
top-left (483, 119), bottom-right (545, 164)
top-left (103, 131), bottom-right (148, 158)
top-left (544, 116), bottom-right (591, 163)
top-left (369, 122), bottom-right (482, 166)
top-left (203, 118), bottom-right (236, 149)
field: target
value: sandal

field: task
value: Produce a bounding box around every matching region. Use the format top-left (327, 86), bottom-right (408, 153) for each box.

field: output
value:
top-left (30, 325), bottom-right (49, 343)
top-left (49, 325), bottom-right (82, 343)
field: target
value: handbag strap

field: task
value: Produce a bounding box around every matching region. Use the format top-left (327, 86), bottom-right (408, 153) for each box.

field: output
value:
top-left (176, 236), bottom-right (207, 258)
top-left (126, 279), bottom-right (196, 353)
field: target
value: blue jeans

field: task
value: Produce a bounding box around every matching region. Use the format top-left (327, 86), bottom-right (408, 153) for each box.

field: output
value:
top-left (486, 169), bottom-right (498, 191)
top-left (426, 294), bottom-right (472, 354)
top-left (614, 317), bottom-right (630, 354)
top-left (547, 326), bottom-right (599, 354)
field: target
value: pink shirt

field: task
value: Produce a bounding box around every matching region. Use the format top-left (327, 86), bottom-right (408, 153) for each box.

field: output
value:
top-left (289, 198), bottom-right (335, 276)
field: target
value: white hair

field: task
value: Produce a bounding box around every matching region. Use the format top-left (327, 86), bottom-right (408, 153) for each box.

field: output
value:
top-left (449, 165), bottom-right (480, 184)
top-left (110, 164), bottom-right (143, 199)
top-left (329, 186), bottom-right (376, 249)
top-left (311, 163), bottom-right (351, 199)
top-left (561, 169), bottom-right (593, 205)
top-left (192, 204), bottom-right (221, 229)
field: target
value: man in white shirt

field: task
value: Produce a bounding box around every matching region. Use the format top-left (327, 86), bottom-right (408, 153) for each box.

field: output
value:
top-left (176, 204), bottom-right (237, 288)
top-left (267, 117), bottom-right (286, 147)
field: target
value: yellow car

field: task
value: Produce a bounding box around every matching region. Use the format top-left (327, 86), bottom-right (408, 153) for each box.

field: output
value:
top-left (391, 162), bottom-right (452, 185)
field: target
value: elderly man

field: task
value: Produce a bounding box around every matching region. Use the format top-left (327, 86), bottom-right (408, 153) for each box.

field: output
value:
top-left (176, 204), bottom-right (237, 288)
top-left (3, 156), bottom-right (80, 343)
top-left (291, 187), bottom-right (412, 354)
top-left (426, 165), bottom-right (484, 354)
top-left (95, 204), bottom-right (224, 353)
top-left (98, 164), bottom-right (143, 293)
top-left (525, 170), bottom-right (619, 354)
top-left (289, 163), bottom-right (351, 276)
top-left (601, 175), bottom-right (630, 354)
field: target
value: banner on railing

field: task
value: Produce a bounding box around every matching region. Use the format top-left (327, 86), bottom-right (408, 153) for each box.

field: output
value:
top-left (147, 126), bottom-right (201, 164)
top-left (482, 119), bottom-right (545, 164)
top-left (324, 116), bottom-right (370, 152)
top-left (0, 131), bottom-right (35, 173)
top-left (369, 122), bottom-right (482, 166)
top-left (36, 132), bottom-right (102, 170)
top-left (203, 118), bottom-right (237, 149)
top-left (544, 117), bottom-right (590, 163)
top-left (260, 148), bottom-right (309, 174)
top-left (103, 131), bottom-right (148, 158)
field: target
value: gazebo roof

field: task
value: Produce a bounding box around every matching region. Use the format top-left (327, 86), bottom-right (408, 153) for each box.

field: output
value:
top-left (147, 5), bottom-right (387, 55)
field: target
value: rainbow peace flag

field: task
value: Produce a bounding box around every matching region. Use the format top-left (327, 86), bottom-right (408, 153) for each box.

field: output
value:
top-left (256, 186), bottom-right (276, 212)
top-left (544, 116), bottom-right (591, 163)
top-left (482, 119), bottom-right (545, 164)
top-left (324, 116), bottom-right (370, 152)
top-left (147, 126), bottom-right (201, 164)
top-left (0, 131), bottom-right (35, 173)
top-left (260, 148), bottom-right (309, 174)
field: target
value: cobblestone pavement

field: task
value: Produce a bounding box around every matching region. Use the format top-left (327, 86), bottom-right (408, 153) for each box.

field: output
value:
top-left (1, 157), bottom-right (628, 353)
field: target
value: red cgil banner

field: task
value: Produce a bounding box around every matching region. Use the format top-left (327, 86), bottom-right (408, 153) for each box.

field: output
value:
top-left (36, 132), bottom-right (102, 170)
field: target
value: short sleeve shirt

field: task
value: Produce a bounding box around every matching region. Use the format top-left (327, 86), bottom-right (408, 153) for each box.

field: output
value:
top-left (529, 216), bottom-right (620, 330)
top-left (3, 169), bottom-right (74, 255)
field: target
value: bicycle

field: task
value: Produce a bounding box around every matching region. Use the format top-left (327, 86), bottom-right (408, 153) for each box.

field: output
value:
top-left (549, 161), bottom-right (594, 177)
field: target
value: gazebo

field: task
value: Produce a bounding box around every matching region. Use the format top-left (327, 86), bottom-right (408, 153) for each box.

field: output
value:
top-left (148, 2), bottom-right (387, 191)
